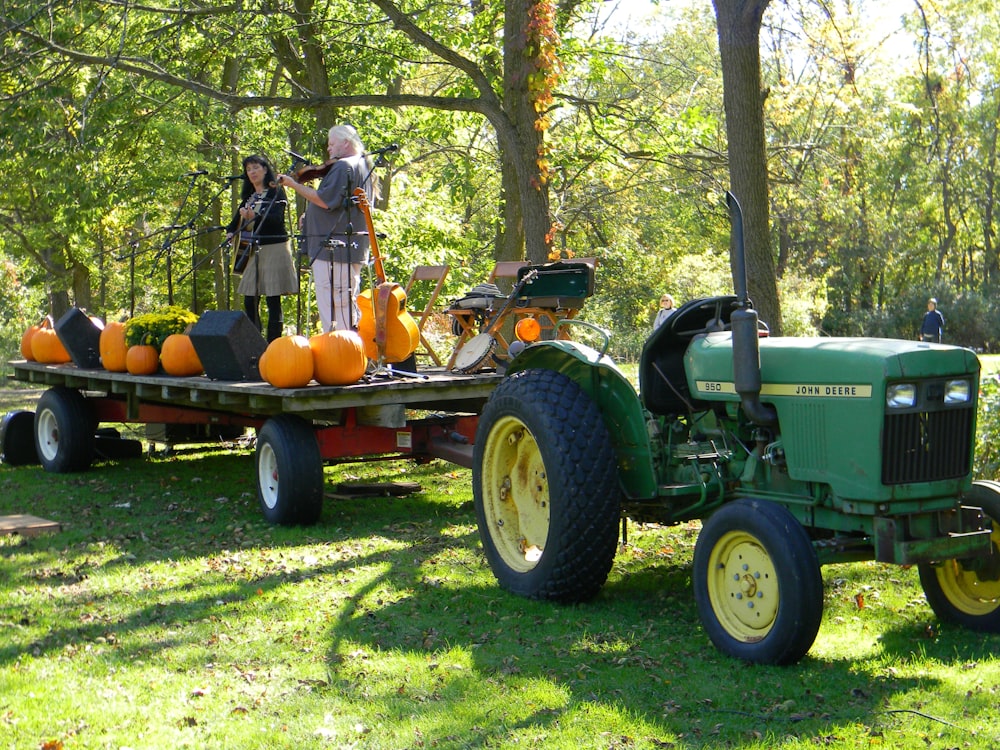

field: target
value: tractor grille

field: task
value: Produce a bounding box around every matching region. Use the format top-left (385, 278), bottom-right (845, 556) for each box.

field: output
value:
top-left (882, 405), bottom-right (973, 485)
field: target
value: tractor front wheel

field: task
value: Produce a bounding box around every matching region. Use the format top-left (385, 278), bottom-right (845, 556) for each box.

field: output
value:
top-left (693, 498), bottom-right (824, 665)
top-left (919, 480), bottom-right (1000, 630)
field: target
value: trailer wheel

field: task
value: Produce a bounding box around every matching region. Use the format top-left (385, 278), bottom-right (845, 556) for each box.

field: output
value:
top-left (473, 369), bottom-right (620, 603)
top-left (256, 415), bottom-right (323, 526)
top-left (1, 411), bottom-right (39, 466)
top-left (34, 387), bottom-right (96, 473)
top-left (693, 498), bottom-right (823, 665)
top-left (919, 480), bottom-right (1000, 630)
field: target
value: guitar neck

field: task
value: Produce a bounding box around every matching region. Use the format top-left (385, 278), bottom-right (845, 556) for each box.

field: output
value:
top-left (353, 187), bottom-right (385, 284)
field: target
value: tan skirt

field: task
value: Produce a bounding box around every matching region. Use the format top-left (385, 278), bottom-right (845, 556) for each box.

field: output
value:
top-left (236, 240), bottom-right (298, 297)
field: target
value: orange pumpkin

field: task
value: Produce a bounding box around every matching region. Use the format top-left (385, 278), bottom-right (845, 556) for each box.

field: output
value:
top-left (310, 330), bottom-right (367, 386)
top-left (30, 325), bottom-right (72, 364)
top-left (20, 321), bottom-right (43, 360)
top-left (257, 349), bottom-right (270, 383)
top-left (160, 334), bottom-right (203, 377)
top-left (126, 344), bottom-right (160, 375)
top-left (99, 321), bottom-right (129, 372)
top-left (264, 335), bottom-right (314, 388)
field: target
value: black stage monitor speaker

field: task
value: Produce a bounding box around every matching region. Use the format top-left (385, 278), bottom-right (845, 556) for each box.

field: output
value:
top-left (189, 311), bottom-right (266, 381)
top-left (55, 307), bottom-right (103, 369)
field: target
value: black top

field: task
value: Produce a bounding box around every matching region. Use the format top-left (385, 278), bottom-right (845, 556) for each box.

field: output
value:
top-left (225, 186), bottom-right (289, 244)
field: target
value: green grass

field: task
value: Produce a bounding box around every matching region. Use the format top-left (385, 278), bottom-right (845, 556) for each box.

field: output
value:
top-left (4, 364), bottom-right (1000, 749)
top-left (3, 445), bottom-right (1000, 750)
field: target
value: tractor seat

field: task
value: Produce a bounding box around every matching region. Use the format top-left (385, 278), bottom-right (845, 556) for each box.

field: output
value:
top-left (640, 295), bottom-right (737, 416)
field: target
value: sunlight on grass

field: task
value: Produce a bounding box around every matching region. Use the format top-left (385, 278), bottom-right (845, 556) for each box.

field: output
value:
top-left (4, 442), bottom-right (1000, 747)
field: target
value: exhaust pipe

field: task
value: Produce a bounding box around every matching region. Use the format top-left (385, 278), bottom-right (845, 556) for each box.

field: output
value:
top-left (727, 192), bottom-right (777, 427)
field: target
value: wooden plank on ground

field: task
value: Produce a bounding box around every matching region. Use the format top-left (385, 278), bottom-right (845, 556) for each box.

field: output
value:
top-left (0, 514), bottom-right (61, 537)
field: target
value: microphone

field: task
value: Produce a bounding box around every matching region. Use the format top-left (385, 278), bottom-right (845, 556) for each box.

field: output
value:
top-left (283, 148), bottom-right (309, 163)
top-left (182, 169), bottom-right (208, 177)
top-left (368, 144), bottom-right (399, 155)
top-left (222, 174), bottom-right (243, 181)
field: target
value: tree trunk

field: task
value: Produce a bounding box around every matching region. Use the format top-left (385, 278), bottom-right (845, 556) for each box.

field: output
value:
top-left (712, 0), bottom-right (782, 334)
top-left (502, 0), bottom-right (553, 264)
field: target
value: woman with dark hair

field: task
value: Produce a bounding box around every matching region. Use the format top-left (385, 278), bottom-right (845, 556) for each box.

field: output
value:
top-left (225, 155), bottom-right (297, 342)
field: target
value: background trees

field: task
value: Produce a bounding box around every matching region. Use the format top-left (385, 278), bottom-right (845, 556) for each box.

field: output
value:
top-left (1, 0), bottom-right (999, 361)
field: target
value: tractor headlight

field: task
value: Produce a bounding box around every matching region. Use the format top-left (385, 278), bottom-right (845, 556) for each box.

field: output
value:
top-left (944, 379), bottom-right (971, 404)
top-left (886, 383), bottom-right (917, 408)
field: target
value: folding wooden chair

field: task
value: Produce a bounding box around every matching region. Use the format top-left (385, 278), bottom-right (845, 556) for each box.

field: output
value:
top-left (404, 264), bottom-right (450, 366)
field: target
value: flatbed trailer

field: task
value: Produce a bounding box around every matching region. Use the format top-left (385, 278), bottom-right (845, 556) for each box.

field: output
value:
top-left (5, 360), bottom-right (501, 524)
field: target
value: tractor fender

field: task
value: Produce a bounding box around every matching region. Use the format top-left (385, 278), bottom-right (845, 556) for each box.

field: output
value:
top-left (506, 340), bottom-right (658, 499)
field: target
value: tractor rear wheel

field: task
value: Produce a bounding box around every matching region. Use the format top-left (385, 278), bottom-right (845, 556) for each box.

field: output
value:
top-left (919, 480), bottom-right (1000, 630)
top-left (693, 498), bottom-right (823, 665)
top-left (473, 369), bottom-right (620, 603)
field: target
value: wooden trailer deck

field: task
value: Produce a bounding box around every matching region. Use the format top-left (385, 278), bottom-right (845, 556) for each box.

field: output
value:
top-left (4, 361), bottom-right (504, 524)
top-left (8, 360), bottom-right (501, 418)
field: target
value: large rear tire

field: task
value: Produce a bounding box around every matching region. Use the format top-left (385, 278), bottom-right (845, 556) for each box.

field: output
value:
top-left (33, 387), bottom-right (96, 473)
top-left (473, 369), bottom-right (621, 603)
top-left (256, 415), bottom-right (323, 525)
top-left (918, 480), bottom-right (1000, 630)
top-left (693, 498), bottom-right (824, 665)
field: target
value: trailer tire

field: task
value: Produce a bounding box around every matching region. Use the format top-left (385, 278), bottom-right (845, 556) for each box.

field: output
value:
top-left (1, 411), bottom-right (40, 466)
top-left (473, 369), bottom-right (620, 603)
top-left (33, 387), bottom-right (96, 473)
top-left (693, 498), bottom-right (823, 665)
top-left (919, 480), bottom-right (1000, 630)
top-left (256, 415), bottom-right (323, 525)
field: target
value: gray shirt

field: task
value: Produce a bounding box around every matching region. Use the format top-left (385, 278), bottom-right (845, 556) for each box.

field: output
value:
top-left (303, 155), bottom-right (373, 264)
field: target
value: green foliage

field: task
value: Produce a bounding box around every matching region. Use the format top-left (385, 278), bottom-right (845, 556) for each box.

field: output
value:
top-left (975, 374), bottom-right (1000, 479)
top-left (123, 306), bottom-right (199, 350)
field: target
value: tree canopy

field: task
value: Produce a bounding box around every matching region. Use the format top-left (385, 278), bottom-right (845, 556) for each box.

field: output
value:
top-left (1, 0), bottom-right (999, 357)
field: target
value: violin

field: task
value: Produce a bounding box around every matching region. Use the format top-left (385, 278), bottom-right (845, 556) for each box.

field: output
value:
top-left (279, 150), bottom-right (340, 183)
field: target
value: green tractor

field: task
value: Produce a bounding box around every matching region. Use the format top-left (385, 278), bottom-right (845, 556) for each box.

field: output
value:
top-left (471, 194), bottom-right (1000, 665)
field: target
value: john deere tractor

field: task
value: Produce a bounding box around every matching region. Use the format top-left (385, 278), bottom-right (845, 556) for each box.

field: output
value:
top-left (471, 194), bottom-right (1000, 665)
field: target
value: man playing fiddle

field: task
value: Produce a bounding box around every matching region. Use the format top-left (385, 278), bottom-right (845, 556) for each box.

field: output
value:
top-left (278, 124), bottom-right (377, 333)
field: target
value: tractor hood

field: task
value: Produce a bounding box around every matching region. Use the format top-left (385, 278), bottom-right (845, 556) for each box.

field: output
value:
top-left (685, 334), bottom-right (980, 502)
top-left (687, 335), bottom-right (980, 392)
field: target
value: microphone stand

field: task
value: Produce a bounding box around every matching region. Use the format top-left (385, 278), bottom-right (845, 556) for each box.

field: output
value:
top-left (149, 172), bottom-right (203, 305)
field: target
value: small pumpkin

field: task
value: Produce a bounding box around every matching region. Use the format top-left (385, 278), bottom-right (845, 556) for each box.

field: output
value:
top-left (310, 330), bottom-right (367, 386)
top-left (126, 344), bottom-right (160, 375)
top-left (263, 335), bottom-right (314, 388)
top-left (99, 320), bottom-right (129, 372)
top-left (30, 323), bottom-right (72, 364)
top-left (160, 333), bottom-right (203, 377)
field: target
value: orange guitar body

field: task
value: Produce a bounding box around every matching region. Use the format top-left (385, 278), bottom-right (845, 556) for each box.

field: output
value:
top-left (353, 188), bottom-right (419, 364)
top-left (357, 283), bottom-right (419, 363)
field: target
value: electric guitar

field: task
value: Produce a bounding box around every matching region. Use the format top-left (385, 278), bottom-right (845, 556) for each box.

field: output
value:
top-left (354, 188), bottom-right (420, 364)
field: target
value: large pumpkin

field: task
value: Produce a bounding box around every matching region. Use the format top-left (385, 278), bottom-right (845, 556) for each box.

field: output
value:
top-left (263, 335), bottom-right (314, 388)
top-left (310, 330), bottom-right (367, 386)
top-left (256, 349), bottom-right (270, 383)
top-left (126, 344), bottom-right (160, 375)
top-left (30, 324), bottom-right (72, 364)
top-left (99, 321), bottom-right (129, 372)
top-left (20, 321), bottom-right (44, 360)
top-left (160, 334), bottom-right (203, 377)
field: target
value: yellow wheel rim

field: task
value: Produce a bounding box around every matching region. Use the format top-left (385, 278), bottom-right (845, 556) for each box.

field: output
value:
top-left (933, 517), bottom-right (1000, 616)
top-left (479, 415), bottom-right (549, 572)
top-left (706, 530), bottom-right (780, 642)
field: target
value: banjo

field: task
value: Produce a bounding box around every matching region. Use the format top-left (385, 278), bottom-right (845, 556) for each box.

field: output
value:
top-left (452, 268), bottom-right (538, 373)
